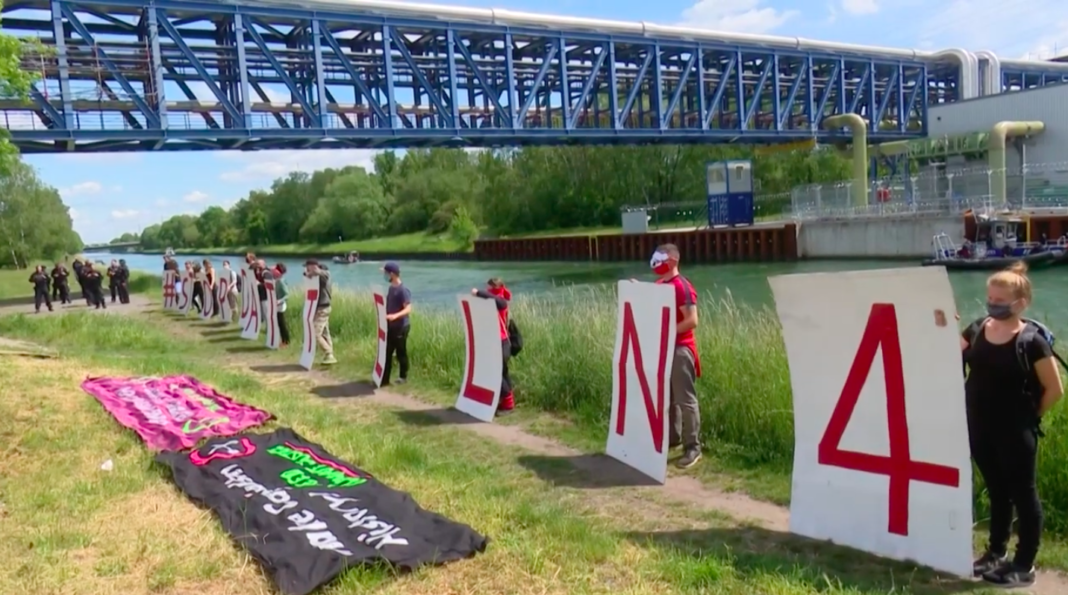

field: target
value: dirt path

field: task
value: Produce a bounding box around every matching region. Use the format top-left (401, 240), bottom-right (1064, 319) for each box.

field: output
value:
top-left (0, 294), bottom-right (154, 317)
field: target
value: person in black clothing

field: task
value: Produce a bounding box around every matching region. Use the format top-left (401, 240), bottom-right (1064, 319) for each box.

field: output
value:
top-left (107, 260), bottom-right (120, 303)
top-left (191, 263), bottom-right (205, 313)
top-left (71, 258), bottom-right (89, 305)
top-left (471, 277), bottom-right (515, 414)
top-left (116, 259), bottom-right (131, 304)
top-left (963, 261), bottom-right (1064, 588)
top-left (254, 258), bottom-right (269, 323)
top-left (81, 263), bottom-right (106, 309)
top-left (381, 261), bottom-right (412, 386)
top-left (29, 265), bottom-right (53, 313)
top-left (51, 262), bottom-right (71, 304)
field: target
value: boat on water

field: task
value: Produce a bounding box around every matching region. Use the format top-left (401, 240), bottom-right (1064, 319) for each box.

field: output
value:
top-left (332, 251), bottom-right (360, 264)
top-left (922, 214), bottom-right (1062, 270)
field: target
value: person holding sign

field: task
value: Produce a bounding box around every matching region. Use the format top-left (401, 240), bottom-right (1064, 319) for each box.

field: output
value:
top-left (471, 277), bottom-right (515, 414)
top-left (963, 262), bottom-right (1064, 588)
top-left (649, 244), bottom-right (702, 469)
top-left (381, 262), bottom-right (412, 386)
top-left (304, 260), bottom-right (336, 365)
top-left (273, 263), bottom-right (291, 348)
top-left (222, 260), bottom-right (239, 320)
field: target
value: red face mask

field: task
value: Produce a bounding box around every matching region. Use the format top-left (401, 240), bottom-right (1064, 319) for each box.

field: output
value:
top-left (652, 263), bottom-right (672, 276)
top-left (650, 250), bottom-right (674, 276)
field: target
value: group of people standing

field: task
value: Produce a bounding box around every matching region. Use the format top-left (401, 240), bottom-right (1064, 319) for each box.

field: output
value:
top-left (28, 258), bottom-right (131, 313)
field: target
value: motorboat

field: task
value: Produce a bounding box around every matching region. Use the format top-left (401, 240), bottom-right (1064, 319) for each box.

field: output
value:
top-left (922, 216), bottom-right (1057, 270)
top-left (332, 251), bottom-right (360, 264)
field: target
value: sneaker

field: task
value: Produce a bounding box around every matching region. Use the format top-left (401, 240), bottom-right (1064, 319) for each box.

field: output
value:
top-left (982, 562), bottom-right (1036, 588)
top-left (321, 355), bottom-right (337, 365)
top-left (395, 378), bottom-right (407, 385)
top-left (675, 447), bottom-right (702, 469)
top-left (495, 407), bottom-right (514, 417)
top-left (974, 551), bottom-right (1008, 577)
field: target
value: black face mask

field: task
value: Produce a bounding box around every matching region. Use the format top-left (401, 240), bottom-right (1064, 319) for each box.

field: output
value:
top-left (986, 301), bottom-right (1015, 320)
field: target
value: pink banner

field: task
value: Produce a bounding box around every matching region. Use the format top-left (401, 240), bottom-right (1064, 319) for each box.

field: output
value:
top-left (81, 375), bottom-right (272, 451)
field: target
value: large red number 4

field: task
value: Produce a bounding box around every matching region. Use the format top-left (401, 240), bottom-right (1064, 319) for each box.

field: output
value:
top-left (819, 303), bottom-right (960, 536)
top-left (614, 302), bottom-right (671, 453)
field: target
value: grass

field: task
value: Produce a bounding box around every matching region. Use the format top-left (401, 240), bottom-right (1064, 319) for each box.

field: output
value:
top-left (161, 231), bottom-right (471, 257)
top-left (0, 307), bottom-right (1027, 594)
top-left (260, 285), bottom-right (1068, 541)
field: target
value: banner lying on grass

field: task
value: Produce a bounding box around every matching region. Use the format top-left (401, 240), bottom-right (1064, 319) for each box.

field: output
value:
top-left (156, 428), bottom-right (489, 595)
top-left (81, 376), bottom-right (272, 451)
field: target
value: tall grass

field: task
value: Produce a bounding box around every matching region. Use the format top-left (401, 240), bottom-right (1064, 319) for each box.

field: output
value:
top-left (275, 286), bottom-right (1068, 537)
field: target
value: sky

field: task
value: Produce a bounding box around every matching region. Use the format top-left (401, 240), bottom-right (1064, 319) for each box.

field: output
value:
top-left (20, 0), bottom-right (1068, 243)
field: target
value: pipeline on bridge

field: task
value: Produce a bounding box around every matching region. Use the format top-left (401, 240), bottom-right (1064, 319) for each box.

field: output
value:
top-left (3, 0), bottom-right (1067, 153)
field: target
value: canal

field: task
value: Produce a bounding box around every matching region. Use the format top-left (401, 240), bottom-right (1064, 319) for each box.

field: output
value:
top-left (89, 252), bottom-right (1066, 325)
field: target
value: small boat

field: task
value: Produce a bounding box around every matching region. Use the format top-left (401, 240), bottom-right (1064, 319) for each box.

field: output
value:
top-left (332, 251), bottom-right (360, 264)
top-left (922, 216), bottom-right (1057, 270)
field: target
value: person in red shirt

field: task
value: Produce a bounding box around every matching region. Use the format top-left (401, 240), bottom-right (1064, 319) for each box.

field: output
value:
top-left (472, 277), bottom-right (515, 415)
top-left (650, 243), bottom-right (702, 469)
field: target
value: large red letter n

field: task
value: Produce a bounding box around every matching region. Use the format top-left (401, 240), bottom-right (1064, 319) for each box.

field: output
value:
top-left (614, 302), bottom-right (671, 453)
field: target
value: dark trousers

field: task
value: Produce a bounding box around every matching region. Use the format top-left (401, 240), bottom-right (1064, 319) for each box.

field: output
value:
top-left (110, 282), bottom-right (118, 302)
top-left (501, 339), bottom-right (512, 396)
top-left (969, 413), bottom-right (1043, 567)
top-left (90, 288), bottom-right (106, 309)
top-left (382, 325), bottom-right (410, 385)
top-left (78, 280), bottom-right (90, 305)
top-left (117, 282), bottom-right (129, 304)
top-left (192, 283), bottom-right (204, 312)
top-left (277, 310), bottom-right (291, 344)
top-left (55, 283), bottom-right (70, 304)
top-left (34, 290), bottom-right (52, 312)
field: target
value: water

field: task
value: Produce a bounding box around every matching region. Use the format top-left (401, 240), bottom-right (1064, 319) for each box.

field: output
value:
top-left (90, 251), bottom-right (1067, 326)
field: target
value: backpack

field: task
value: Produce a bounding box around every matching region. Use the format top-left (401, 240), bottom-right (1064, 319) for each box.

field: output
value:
top-left (507, 318), bottom-right (523, 357)
top-left (963, 317), bottom-right (1068, 377)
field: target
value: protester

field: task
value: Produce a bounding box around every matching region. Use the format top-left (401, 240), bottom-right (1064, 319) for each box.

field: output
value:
top-left (72, 258), bottom-right (90, 305)
top-left (222, 260), bottom-right (239, 318)
top-left (82, 263), bottom-right (106, 309)
top-left (254, 258), bottom-right (269, 323)
top-left (381, 261), bottom-right (412, 386)
top-left (50, 262), bottom-right (70, 305)
top-left (648, 244), bottom-right (702, 469)
top-left (203, 259), bottom-right (218, 315)
top-left (304, 259), bottom-right (336, 365)
top-left (962, 261), bottom-right (1064, 588)
top-left (29, 265), bottom-right (53, 313)
top-left (191, 263), bottom-right (205, 313)
top-left (107, 259), bottom-right (120, 303)
top-left (116, 259), bottom-right (131, 304)
top-left (472, 277), bottom-right (514, 414)
top-left (273, 263), bottom-right (291, 347)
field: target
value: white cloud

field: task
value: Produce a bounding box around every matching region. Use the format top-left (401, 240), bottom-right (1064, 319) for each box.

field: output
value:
top-left (218, 149), bottom-right (380, 182)
top-left (110, 209), bottom-right (140, 220)
top-left (69, 208), bottom-right (82, 222)
top-left (680, 0), bottom-right (797, 34)
top-left (187, 81), bottom-right (288, 104)
top-left (183, 190), bottom-right (210, 203)
top-left (155, 198), bottom-right (170, 207)
top-left (841, 0), bottom-right (878, 15)
top-left (917, 0), bottom-right (1068, 59)
top-left (60, 181), bottom-right (103, 199)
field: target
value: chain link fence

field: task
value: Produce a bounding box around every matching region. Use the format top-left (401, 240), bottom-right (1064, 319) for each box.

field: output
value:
top-left (786, 161), bottom-right (1068, 219)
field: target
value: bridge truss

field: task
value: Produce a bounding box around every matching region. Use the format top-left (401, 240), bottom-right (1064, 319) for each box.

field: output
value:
top-left (0, 0), bottom-right (1055, 153)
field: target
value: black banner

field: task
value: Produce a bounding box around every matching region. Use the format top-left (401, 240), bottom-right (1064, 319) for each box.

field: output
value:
top-left (156, 428), bottom-right (488, 595)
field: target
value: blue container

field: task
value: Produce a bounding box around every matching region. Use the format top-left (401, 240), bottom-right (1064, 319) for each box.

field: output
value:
top-left (706, 160), bottom-right (755, 227)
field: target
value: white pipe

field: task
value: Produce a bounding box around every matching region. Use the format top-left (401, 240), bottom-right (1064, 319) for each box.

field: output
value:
top-left (241, 0), bottom-right (1068, 97)
top-left (975, 50), bottom-right (1001, 96)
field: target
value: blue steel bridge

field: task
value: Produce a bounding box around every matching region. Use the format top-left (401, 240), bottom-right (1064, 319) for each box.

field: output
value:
top-left (4, 0), bottom-right (1068, 154)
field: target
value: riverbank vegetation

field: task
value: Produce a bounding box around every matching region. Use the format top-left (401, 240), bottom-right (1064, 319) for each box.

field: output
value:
top-left (120, 146), bottom-right (849, 254)
top-left (0, 35), bottom-right (83, 267)
top-left (0, 307), bottom-right (1000, 594)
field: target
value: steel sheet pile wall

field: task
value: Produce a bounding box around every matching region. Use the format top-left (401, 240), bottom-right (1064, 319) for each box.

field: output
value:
top-left (474, 225), bottom-right (797, 263)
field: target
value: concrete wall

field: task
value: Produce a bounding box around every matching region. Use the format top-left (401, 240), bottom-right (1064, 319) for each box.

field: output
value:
top-left (798, 215), bottom-right (963, 258)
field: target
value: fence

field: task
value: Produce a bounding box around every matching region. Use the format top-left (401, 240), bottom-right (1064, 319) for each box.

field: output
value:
top-left (788, 161), bottom-right (1068, 220)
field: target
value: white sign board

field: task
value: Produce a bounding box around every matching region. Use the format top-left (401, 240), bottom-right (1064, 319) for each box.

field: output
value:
top-left (606, 280), bottom-right (677, 484)
top-left (163, 270), bottom-right (177, 310)
top-left (198, 273), bottom-right (213, 320)
top-left (240, 268), bottom-right (261, 340)
top-left (217, 275), bottom-right (232, 323)
top-left (177, 272), bottom-right (192, 315)
top-left (371, 286), bottom-right (388, 388)
top-left (454, 295), bottom-right (503, 422)
top-left (299, 276), bottom-right (319, 370)
top-left (769, 267), bottom-right (972, 577)
top-left (263, 272), bottom-right (280, 350)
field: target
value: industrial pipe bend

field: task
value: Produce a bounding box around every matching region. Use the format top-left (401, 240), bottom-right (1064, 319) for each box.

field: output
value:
top-left (823, 114), bottom-right (869, 208)
top-left (988, 121), bottom-right (1046, 205)
top-left (975, 50), bottom-right (1001, 96)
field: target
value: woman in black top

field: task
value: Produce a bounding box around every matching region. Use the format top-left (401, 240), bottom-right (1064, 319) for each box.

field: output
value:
top-left (963, 262), bottom-right (1063, 588)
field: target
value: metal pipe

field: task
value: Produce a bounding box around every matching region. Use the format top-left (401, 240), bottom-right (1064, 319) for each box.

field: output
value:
top-left (823, 113), bottom-right (868, 207)
top-left (989, 121), bottom-right (1044, 205)
top-left (975, 50), bottom-right (1001, 96)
